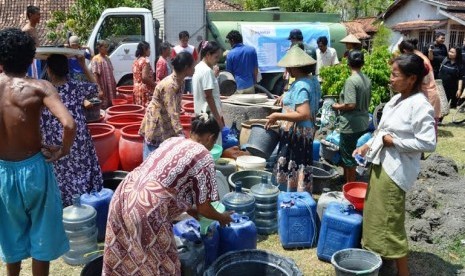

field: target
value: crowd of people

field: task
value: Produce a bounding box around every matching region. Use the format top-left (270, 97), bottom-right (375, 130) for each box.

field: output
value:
top-left (0, 5), bottom-right (445, 276)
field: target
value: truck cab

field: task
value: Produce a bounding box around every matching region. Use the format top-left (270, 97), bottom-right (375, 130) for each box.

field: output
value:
top-left (86, 7), bottom-right (156, 86)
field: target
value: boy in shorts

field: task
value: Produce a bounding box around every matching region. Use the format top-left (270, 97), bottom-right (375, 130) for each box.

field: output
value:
top-left (0, 28), bottom-right (76, 276)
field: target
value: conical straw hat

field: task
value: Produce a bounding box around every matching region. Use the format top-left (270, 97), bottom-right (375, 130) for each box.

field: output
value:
top-left (340, 34), bottom-right (361, 44)
top-left (277, 45), bottom-right (316, 67)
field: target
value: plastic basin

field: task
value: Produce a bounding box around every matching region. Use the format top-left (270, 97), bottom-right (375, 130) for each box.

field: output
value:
top-left (211, 144), bottom-right (223, 161)
top-left (228, 170), bottom-right (274, 193)
top-left (236, 156), bottom-right (266, 171)
top-left (343, 182), bottom-right (368, 210)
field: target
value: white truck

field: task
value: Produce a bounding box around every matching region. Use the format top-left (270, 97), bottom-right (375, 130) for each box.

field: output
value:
top-left (86, 1), bottom-right (346, 92)
top-left (86, 0), bottom-right (206, 86)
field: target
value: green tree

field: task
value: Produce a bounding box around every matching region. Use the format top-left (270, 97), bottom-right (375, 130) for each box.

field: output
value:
top-left (319, 25), bottom-right (392, 112)
top-left (243, 0), bottom-right (324, 12)
top-left (46, 0), bottom-right (150, 43)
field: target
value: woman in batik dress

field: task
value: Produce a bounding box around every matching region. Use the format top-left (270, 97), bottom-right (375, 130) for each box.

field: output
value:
top-left (91, 39), bottom-right (117, 109)
top-left (139, 52), bottom-right (194, 159)
top-left (103, 114), bottom-right (233, 276)
top-left (41, 54), bottom-right (103, 207)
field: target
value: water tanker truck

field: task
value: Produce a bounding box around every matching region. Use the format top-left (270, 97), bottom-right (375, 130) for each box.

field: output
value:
top-left (86, 0), bottom-right (347, 93)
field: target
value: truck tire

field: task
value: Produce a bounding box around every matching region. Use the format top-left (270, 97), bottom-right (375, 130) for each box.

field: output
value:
top-left (118, 75), bottom-right (134, 86)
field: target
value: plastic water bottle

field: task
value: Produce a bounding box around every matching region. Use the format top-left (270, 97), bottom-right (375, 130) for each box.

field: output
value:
top-left (354, 154), bottom-right (367, 175)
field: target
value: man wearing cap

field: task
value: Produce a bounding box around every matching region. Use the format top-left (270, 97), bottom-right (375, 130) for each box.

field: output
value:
top-left (225, 30), bottom-right (259, 94)
top-left (288, 29), bottom-right (316, 59)
top-left (66, 35), bottom-right (95, 82)
top-left (340, 34), bottom-right (362, 58)
top-left (316, 36), bottom-right (339, 78)
top-left (282, 29), bottom-right (317, 93)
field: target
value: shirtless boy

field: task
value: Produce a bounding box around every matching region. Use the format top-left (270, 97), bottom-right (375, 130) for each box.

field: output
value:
top-left (0, 28), bottom-right (76, 276)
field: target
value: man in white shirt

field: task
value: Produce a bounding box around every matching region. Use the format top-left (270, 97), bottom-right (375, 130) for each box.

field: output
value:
top-left (316, 36), bottom-right (339, 78)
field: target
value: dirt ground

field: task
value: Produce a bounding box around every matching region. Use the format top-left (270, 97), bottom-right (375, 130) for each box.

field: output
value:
top-left (1, 158), bottom-right (465, 275)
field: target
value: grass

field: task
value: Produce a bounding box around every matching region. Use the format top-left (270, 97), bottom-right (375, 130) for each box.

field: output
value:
top-left (2, 113), bottom-right (465, 275)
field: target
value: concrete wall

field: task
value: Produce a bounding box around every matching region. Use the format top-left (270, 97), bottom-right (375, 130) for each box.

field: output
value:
top-left (384, 0), bottom-right (449, 51)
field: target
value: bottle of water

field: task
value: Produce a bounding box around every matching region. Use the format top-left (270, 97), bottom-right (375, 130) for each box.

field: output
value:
top-left (354, 154), bottom-right (367, 175)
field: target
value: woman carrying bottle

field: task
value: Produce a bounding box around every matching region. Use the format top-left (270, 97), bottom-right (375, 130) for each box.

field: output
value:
top-left (354, 54), bottom-right (436, 276)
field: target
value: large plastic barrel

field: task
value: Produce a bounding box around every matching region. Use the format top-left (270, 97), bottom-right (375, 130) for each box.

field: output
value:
top-left (116, 85), bottom-right (134, 104)
top-left (105, 104), bottom-right (145, 119)
top-left (105, 114), bottom-right (144, 140)
top-left (88, 123), bottom-right (119, 172)
top-left (119, 124), bottom-right (143, 171)
top-left (331, 248), bottom-right (382, 276)
top-left (204, 249), bottom-right (303, 276)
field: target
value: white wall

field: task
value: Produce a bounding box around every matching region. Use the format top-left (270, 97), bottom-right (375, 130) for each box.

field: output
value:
top-left (384, 0), bottom-right (444, 27)
top-left (384, 0), bottom-right (449, 52)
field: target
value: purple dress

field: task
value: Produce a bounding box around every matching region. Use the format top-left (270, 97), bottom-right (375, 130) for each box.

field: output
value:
top-left (41, 80), bottom-right (103, 207)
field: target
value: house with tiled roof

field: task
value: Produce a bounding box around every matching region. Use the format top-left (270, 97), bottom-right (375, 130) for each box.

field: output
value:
top-left (380, 0), bottom-right (465, 51)
top-left (0, 0), bottom-right (77, 45)
top-left (0, 0), bottom-right (241, 46)
top-left (343, 17), bottom-right (379, 50)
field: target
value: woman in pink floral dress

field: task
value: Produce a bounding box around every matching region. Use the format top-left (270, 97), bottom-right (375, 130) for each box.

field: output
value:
top-left (133, 41), bottom-right (156, 107)
top-left (103, 114), bottom-right (232, 276)
top-left (91, 39), bottom-right (116, 109)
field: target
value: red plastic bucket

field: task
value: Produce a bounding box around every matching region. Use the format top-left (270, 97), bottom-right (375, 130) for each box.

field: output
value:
top-left (119, 124), bottom-right (143, 171)
top-left (87, 123), bottom-right (120, 172)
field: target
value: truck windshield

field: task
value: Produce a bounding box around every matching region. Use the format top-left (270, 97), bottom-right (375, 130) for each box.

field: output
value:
top-left (95, 15), bottom-right (145, 55)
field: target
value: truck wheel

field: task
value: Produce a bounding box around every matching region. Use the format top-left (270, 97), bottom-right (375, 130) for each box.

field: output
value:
top-left (118, 76), bottom-right (133, 86)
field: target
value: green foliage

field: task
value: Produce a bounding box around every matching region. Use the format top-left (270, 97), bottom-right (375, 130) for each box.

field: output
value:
top-left (241, 0), bottom-right (393, 19)
top-left (243, 0), bottom-right (324, 12)
top-left (319, 25), bottom-right (393, 112)
top-left (46, 0), bottom-right (150, 43)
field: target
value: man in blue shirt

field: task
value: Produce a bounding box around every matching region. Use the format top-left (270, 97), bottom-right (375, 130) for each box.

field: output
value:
top-left (66, 35), bottom-right (95, 82)
top-left (226, 30), bottom-right (258, 94)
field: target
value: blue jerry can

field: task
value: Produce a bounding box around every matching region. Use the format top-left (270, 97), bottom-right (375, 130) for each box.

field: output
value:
top-left (278, 192), bottom-right (318, 248)
top-left (317, 202), bottom-right (363, 262)
top-left (80, 188), bottom-right (114, 242)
